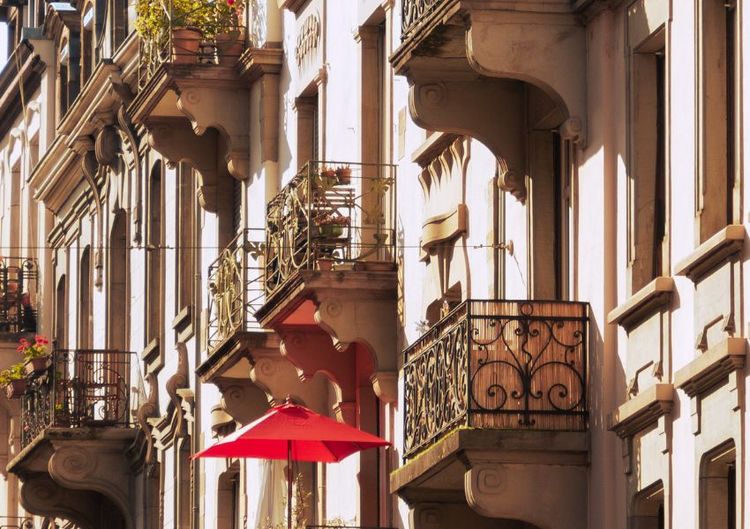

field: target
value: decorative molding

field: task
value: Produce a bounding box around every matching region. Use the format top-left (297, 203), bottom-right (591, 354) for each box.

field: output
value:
top-left (675, 337), bottom-right (747, 398)
top-left (674, 224), bottom-right (745, 282)
top-left (278, 0), bottom-right (309, 13)
top-left (607, 276), bottom-right (674, 330)
top-left (134, 372), bottom-right (159, 464)
top-left (608, 383), bottom-right (673, 439)
top-left (496, 156), bottom-right (526, 204)
top-left (295, 13), bottom-right (320, 67)
top-left (421, 204), bottom-right (468, 254)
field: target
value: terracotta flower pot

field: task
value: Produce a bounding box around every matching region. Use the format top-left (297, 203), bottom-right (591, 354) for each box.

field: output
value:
top-left (216, 30), bottom-right (244, 65)
top-left (24, 355), bottom-right (50, 377)
top-left (5, 379), bottom-right (26, 399)
top-left (335, 167), bottom-right (352, 185)
top-left (317, 224), bottom-right (344, 238)
top-left (171, 27), bottom-right (203, 64)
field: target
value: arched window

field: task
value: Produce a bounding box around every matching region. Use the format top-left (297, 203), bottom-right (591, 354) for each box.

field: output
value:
top-left (146, 161), bottom-right (162, 344)
top-left (58, 37), bottom-right (70, 119)
top-left (79, 247), bottom-right (91, 348)
top-left (108, 210), bottom-right (127, 350)
top-left (700, 441), bottom-right (736, 529)
top-left (55, 275), bottom-right (67, 348)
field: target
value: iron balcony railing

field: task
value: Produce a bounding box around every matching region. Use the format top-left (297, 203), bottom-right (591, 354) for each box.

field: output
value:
top-left (137, 0), bottom-right (253, 88)
top-left (0, 257), bottom-right (37, 334)
top-left (402, 300), bottom-right (589, 459)
top-left (21, 349), bottom-right (133, 448)
top-left (0, 517), bottom-right (33, 529)
top-left (307, 526), bottom-right (397, 529)
top-left (264, 161), bottom-right (397, 298)
top-left (401, 0), bottom-right (447, 40)
top-left (207, 228), bottom-right (265, 353)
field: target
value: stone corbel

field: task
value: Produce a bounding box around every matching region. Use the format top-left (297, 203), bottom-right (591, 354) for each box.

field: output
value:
top-left (164, 342), bottom-right (190, 440)
top-left (20, 475), bottom-right (101, 529)
top-left (47, 444), bottom-right (134, 528)
top-left (216, 379), bottom-right (270, 425)
top-left (314, 294), bottom-right (398, 380)
top-left (135, 372), bottom-right (159, 464)
top-left (175, 86), bottom-right (250, 180)
top-left (560, 117), bottom-right (585, 147)
top-left (147, 118), bottom-right (220, 212)
top-left (464, 462), bottom-right (586, 529)
top-left (279, 330), bottom-right (357, 423)
top-left (249, 351), bottom-right (329, 415)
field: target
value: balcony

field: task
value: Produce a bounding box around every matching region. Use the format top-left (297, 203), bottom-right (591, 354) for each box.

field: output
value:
top-left (198, 229), bottom-right (279, 389)
top-left (263, 161), bottom-right (396, 300)
top-left (255, 161), bottom-right (399, 422)
top-left (392, 300), bottom-right (590, 529)
top-left (9, 349), bottom-right (137, 529)
top-left (129, 1), bottom-right (283, 193)
top-left (0, 257), bottom-right (37, 336)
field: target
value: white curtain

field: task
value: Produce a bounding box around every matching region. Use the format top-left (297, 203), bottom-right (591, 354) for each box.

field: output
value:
top-left (254, 460), bottom-right (287, 529)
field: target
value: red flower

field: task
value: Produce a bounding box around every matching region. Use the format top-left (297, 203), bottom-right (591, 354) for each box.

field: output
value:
top-left (35, 335), bottom-right (48, 345)
top-left (227, 0), bottom-right (235, 5)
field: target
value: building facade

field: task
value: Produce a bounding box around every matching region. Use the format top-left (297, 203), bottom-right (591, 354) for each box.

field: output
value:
top-left (0, 0), bottom-right (744, 528)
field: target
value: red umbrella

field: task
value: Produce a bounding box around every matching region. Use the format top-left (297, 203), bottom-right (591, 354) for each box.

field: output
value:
top-left (194, 401), bottom-right (389, 529)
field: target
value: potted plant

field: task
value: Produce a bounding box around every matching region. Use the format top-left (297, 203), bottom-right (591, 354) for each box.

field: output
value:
top-left (213, 0), bottom-right (245, 64)
top-left (136, 0), bottom-right (210, 64)
top-left (19, 335), bottom-right (50, 377)
top-left (335, 166), bottom-right (352, 185)
top-left (0, 364), bottom-right (27, 399)
top-left (314, 212), bottom-right (350, 238)
top-left (312, 167), bottom-right (338, 191)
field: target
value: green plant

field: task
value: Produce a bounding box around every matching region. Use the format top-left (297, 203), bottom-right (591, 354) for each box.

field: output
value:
top-left (136, 0), bottom-right (244, 40)
top-left (0, 363), bottom-right (26, 385)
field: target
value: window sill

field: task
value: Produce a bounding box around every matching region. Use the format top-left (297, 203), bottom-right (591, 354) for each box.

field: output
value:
top-left (607, 276), bottom-right (674, 331)
top-left (674, 337), bottom-right (747, 397)
top-left (608, 383), bottom-right (674, 439)
top-left (674, 224), bottom-right (745, 282)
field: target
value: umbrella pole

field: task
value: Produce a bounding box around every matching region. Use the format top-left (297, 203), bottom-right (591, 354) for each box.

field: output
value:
top-left (287, 440), bottom-right (292, 529)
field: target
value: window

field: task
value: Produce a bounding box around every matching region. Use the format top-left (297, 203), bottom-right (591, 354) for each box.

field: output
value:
top-left (146, 161), bottom-right (163, 344)
top-left (295, 91), bottom-right (319, 169)
top-left (55, 275), bottom-right (67, 348)
top-left (630, 29), bottom-right (667, 293)
top-left (697, 0), bottom-right (738, 241)
top-left (631, 481), bottom-right (665, 529)
top-left (176, 164), bottom-right (195, 311)
top-left (701, 442), bottom-right (736, 529)
top-left (81, 3), bottom-right (94, 86)
top-left (108, 210), bottom-right (128, 350)
top-left (217, 465), bottom-right (241, 529)
top-left (79, 247), bottom-right (91, 349)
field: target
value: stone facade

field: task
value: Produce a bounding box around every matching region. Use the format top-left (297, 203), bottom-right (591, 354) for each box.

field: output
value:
top-left (0, 0), bottom-right (745, 528)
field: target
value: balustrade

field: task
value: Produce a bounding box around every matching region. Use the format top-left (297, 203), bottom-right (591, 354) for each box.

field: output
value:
top-left (0, 257), bottom-right (37, 334)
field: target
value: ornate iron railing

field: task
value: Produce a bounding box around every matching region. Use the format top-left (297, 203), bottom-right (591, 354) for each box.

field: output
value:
top-left (21, 349), bottom-right (133, 448)
top-left (403, 300), bottom-right (589, 458)
top-left (137, 0), bottom-right (252, 88)
top-left (264, 161), bottom-right (397, 298)
top-left (401, 0), bottom-right (446, 40)
top-left (207, 228), bottom-right (265, 352)
top-left (0, 257), bottom-right (37, 334)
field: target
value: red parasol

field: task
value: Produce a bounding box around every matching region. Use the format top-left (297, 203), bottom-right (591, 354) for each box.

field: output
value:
top-left (194, 401), bottom-right (389, 528)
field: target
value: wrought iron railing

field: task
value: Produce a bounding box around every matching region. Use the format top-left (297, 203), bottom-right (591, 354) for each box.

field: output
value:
top-left (0, 257), bottom-right (37, 334)
top-left (402, 300), bottom-right (589, 458)
top-left (137, 0), bottom-right (252, 88)
top-left (401, 0), bottom-right (447, 40)
top-left (307, 526), bottom-right (397, 529)
top-left (264, 161), bottom-right (397, 298)
top-left (21, 349), bottom-right (133, 448)
top-left (207, 228), bottom-right (265, 352)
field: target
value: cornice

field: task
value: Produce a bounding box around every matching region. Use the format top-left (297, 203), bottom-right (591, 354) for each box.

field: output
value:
top-left (0, 41), bottom-right (45, 140)
top-left (609, 383), bottom-right (674, 439)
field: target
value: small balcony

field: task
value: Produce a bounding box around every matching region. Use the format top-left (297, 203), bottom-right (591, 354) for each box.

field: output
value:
top-left (21, 349), bottom-right (133, 448)
top-left (9, 349), bottom-right (137, 528)
top-left (255, 161), bottom-right (399, 419)
top-left (263, 161), bottom-right (396, 300)
top-left (392, 300), bottom-right (590, 529)
top-left (198, 229), bottom-right (279, 383)
top-left (400, 0), bottom-right (454, 42)
top-left (0, 257), bottom-right (38, 336)
top-left (403, 300), bottom-right (589, 458)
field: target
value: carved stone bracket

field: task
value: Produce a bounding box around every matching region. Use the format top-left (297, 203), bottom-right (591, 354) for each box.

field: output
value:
top-left (20, 474), bottom-right (103, 529)
top-left (48, 442), bottom-right (134, 529)
top-left (147, 118), bottom-right (221, 212)
top-left (134, 372), bottom-right (159, 464)
top-left (175, 85), bottom-right (250, 180)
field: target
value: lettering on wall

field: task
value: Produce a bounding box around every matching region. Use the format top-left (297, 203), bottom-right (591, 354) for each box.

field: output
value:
top-left (295, 14), bottom-right (320, 68)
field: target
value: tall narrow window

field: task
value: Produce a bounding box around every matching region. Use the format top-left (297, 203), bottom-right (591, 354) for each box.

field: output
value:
top-left (55, 275), bottom-right (67, 348)
top-left (108, 211), bottom-right (128, 350)
top-left (295, 92), bottom-right (319, 168)
top-left (146, 162), bottom-right (163, 344)
top-left (79, 247), bottom-right (91, 349)
top-left (698, 0), bottom-right (737, 241)
top-left (630, 31), bottom-right (667, 293)
top-left (631, 482), bottom-right (665, 529)
top-left (177, 164), bottom-right (195, 311)
top-left (58, 39), bottom-right (70, 120)
top-left (81, 4), bottom-right (94, 86)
